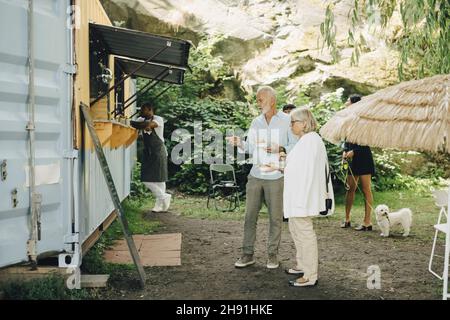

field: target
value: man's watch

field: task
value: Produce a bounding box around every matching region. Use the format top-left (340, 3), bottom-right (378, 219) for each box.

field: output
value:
top-left (279, 146), bottom-right (286, 153)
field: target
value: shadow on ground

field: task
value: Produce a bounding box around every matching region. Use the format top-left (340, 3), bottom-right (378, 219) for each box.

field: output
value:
top-left (100, 208), bottom-right (443, 300)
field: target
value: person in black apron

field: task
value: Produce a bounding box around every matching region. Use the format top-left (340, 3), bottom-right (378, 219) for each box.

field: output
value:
top-left (132, 102), bottom-right (171, 212)
top-left (340, 94), bottom-right (375, 231)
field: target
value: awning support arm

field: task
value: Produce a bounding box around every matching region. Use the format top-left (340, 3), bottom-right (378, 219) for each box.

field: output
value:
top-left (111, 67), bottom-right (169, 116)
top-left (90, 43), bottom-right (171, 107)
top-left (121, 69), bottom-right (172, 115)
top-left (128, 85), bottom-right (173, 118)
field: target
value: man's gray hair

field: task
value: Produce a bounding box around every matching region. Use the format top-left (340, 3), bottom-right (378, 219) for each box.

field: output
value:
top-left (256, 86), bottom-right (276, 98)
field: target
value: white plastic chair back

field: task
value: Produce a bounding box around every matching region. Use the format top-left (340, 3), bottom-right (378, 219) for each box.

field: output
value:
top-left (432, 189), bottom-right (449, 208)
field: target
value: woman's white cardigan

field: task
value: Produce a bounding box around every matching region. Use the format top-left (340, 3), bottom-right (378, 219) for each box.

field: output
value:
top-left (283, 131), bottom-right (335, 218)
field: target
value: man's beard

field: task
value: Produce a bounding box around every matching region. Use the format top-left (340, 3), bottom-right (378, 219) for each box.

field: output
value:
top-left (261, 105), bottom-right (271, 114)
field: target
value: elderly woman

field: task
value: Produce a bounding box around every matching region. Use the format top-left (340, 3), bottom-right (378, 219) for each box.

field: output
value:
top-left (283, 107), bottom-right (334, 287)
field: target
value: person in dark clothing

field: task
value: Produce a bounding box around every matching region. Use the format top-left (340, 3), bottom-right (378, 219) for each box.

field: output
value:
top-left (340, 94), bottom-right (375, 231)
top-left (131, 102), bottom-right (171, 212)
top-left (282, 104), bottom-right (296, 114)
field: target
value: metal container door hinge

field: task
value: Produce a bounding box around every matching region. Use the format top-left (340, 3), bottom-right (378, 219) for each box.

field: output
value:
top-left (63, 150), bottom-right (79, 160)
top-left (33, 193), bottom-right (43, 240)
top-left (63, 63), bottom-right (77, 75)
top-left (11, 188), bottom-right (18, 208)
top-left (64, 233), bottom-right (80, 244)
top-left (1, 160), bottom-right (7, 181)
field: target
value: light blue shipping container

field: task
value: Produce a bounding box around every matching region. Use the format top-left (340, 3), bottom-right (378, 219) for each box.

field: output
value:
top-left (0, 0), bottom-right (136, 269)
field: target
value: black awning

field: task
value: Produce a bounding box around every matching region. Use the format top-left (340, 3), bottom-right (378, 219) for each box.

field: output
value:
top-left (115, 57), bottom-right (186, 84)
top-left (90, 23), bottom-right (191, 69)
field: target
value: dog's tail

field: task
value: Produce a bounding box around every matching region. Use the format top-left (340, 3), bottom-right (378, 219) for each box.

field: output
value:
top-left (405, 208), bottom-right (413, 225)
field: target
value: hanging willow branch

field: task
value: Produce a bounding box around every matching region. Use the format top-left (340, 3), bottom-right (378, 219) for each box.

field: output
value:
top-left (319, 0), bottom-right (450, 80)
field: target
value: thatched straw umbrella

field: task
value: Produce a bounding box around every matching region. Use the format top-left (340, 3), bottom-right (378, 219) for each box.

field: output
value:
top-left (319, 73), bottom-right (450, 300)
top-left (319, 74), bottom-right (450, 153)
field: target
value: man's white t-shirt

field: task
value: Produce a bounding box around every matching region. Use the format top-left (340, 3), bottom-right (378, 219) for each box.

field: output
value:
top-left (136, 115), bottom-right (165, 142)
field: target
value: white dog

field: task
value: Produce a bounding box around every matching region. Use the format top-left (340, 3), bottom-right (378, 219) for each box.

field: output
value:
top-left (375, 204), bottom-right (412, 237)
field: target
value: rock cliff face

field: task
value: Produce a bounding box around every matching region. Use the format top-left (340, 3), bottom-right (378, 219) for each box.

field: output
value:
top-left (101, 0), bottom-right (402, 100)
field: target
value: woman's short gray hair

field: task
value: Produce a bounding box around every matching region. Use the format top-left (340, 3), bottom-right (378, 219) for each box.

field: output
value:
top-left (291, 107), bottom-right (318, 133)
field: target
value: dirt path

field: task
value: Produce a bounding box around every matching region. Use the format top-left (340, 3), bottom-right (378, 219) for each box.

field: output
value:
top-left (102, 210), bottom-right (443, 300)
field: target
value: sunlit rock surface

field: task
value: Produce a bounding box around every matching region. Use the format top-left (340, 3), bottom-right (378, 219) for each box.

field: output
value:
top-left (101, 0), bottom-right (402, 99)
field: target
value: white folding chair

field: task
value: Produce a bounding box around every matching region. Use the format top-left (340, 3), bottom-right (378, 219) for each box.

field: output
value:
top-left (428, 189), bottom-right (450, 300)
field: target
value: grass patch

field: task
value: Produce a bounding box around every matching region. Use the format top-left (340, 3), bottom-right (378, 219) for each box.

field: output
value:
top-left (331, 188), bottom-right (440, 241)
top-left (172, 188), bottom-right (442, 241)
top-left (0, 275), bottom-right (91, 300)
top-left (170, 193), bottom-right (246, 220)
top-left (0, 196), bottom-right (159, 300)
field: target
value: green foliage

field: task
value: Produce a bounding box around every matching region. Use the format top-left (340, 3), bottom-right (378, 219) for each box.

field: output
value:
top-left (134, 33), bottom-right (253, 195)
top-left (132, 25), bottom-right (447, 196)
top-left (420, 152), bottom-right (450, 179)
top-left (320, 4), bottom-right (340, 63)
top-left (372, 150), bottom-right (446, 192)
top-left (293, 85), bottom-right (313, 107)
top-left (0, 275), bottom-right (91, 300)
top-left (310, 88), bottom-right (348, 192)
top-left (320, 0), bottom-right (450, 79)
top-left (311, 88), bottom-right (346, 125)
top-left (274, 85), bottom-right (290, 107)
top-left (181, 34), bottom-right (235, 99)
top-left (137, 34), bottom-right (240, 104)
top-left (130, 162), bottom-right (151, 199)
top-left (139, 82), bottom-right (445, 195)
top-left (161, 98), bottom-right (253, 134)
top-left (159, 98), bottom-right (254, 194)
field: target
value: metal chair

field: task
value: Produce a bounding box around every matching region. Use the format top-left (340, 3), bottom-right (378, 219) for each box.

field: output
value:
top-left (428, 189), bottom-right (450, 300)
top-left (206, 164), bottom-right (240, 212)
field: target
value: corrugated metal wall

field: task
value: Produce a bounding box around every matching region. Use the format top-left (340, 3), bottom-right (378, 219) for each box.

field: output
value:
top-left (0, 0), bottom-right (72, 268)
top-left (0, 0), bottom-right (137, 268)
top-left (80, 146), bottom-right (131, 240)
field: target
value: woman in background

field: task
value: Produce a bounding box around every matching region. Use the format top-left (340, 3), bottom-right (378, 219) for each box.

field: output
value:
top-left (340, 94), bottom-right (375, 231)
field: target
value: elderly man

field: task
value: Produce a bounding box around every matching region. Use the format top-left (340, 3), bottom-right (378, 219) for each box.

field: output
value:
top-left (229, 86), bottom-right (297, 269)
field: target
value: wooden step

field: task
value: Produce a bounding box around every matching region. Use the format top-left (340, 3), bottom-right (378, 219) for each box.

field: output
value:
top-left (80, 275), bottom-right (109, 288)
